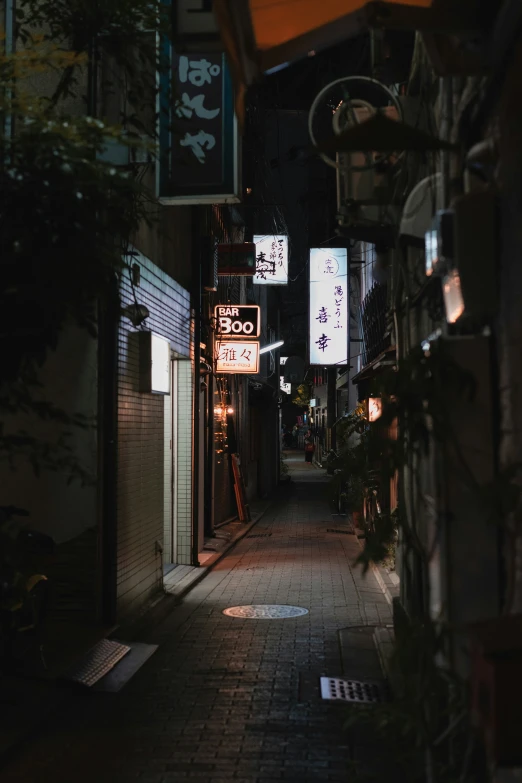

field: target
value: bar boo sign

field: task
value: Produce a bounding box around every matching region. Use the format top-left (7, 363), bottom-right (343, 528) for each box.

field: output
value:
top-left (214, 305), bottom-right (260, 338)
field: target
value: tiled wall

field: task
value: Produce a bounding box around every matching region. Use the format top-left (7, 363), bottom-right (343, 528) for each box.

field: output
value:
top-left (163, 385), bottom-right (173, 563)
top-left (117, 249), bottom-right (191, 620)
top-left (174, 359), bottom-right (193, 565)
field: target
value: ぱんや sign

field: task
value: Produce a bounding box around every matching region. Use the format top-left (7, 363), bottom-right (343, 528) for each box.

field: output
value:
top-left (214, 305), bottom-right (260, 338)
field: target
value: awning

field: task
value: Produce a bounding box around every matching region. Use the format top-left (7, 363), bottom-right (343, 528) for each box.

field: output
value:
top-left (351, 345), bottom-right (397, 386)
top-left (213, 0), bottom-right (476, 125)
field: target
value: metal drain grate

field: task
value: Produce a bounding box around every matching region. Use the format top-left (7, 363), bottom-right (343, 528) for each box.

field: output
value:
top-left (246, 533), bottom-right (272, 539)
top-left (320, 677), bottom-right (387, 703)
top-left (326, 528), bottom-right (354, 535)
top-left (65, 639), bottom-right (131, 687)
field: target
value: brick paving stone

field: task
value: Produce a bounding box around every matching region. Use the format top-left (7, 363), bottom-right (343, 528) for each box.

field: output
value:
top-left (1, 455), bottom-right (393, 783)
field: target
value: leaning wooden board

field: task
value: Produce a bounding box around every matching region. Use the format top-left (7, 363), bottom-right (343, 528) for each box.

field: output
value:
top-left (231, 454), bottom-right (251, 523)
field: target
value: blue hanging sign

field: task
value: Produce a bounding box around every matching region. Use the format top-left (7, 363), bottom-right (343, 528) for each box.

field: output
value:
top-left (158, 48), bottom-right (241, 204)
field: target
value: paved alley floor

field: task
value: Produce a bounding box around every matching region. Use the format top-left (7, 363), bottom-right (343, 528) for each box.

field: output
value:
top-left (2, 453), bottom-right (392, 783)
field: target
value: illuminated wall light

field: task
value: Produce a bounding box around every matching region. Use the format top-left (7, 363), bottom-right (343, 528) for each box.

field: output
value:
top-left (443, 269), bottom-right (465, 324)
top-left (226, 406), bottom-right (234, 414)
top-left (425, 229), bottom-right (438, 277)
top-left (214, 406), bottom-right (224, 416)
top-left (368, 397), bottom-right (383, 422)
top-left (259, 340), bottom-right (284, 355)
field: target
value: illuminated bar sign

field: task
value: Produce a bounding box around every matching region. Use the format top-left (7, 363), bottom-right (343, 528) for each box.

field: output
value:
top-left (216, 341), bottom-right (260, 374)
top-left (214, 305), bottom-right (260, 338)
top-left (253, 235), bottom-right (288, 285)
top-left (309, 248), bottom-right (348, 366)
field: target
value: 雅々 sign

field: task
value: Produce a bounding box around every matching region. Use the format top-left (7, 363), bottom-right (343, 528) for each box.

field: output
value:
top-left (216, 341), bottom-right (259, 374)
top-left (309, 248), bottom-right (348, 366)
top-left (214, 305), bottom-right (260, 338)
top-left (158, 51), bottom-right (240, 204)
top-left (253, 235), bottom-right (288, 285)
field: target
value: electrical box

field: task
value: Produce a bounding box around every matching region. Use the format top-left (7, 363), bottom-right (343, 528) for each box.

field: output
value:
top-left (414, 335), bottom-right (499, 675)
top-left (470, 615), bottom-right (522, 766)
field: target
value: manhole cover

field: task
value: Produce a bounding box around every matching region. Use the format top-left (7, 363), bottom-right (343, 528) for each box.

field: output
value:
top-left (223, 604), bottom-right (309, 619)
top-left (246, 533), bottom-right (272, 539)
top-left (320, 677), bottom-right (388, 703)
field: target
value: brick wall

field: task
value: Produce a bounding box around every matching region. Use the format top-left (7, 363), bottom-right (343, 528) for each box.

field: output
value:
top-left (117, 249), bottom-right (191, 620)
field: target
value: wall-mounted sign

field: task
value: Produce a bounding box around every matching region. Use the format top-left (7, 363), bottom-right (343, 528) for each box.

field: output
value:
top-left (158, 52), bottom-right (240, 204)
top-left (280, 376), bottom-right (291, 394)
top-left (309, 399), bottom-right (316, 407)
top-left (139, 332), bottom-right (170, 394)
top-left (217, 243), bottom-right (256, 276)
top-left (214, 305), bottom-right (260, 338)
top-left (216, 341), bottom-right (259, 374)
top-left (253, 235), bottom-right (288, 285)
top-left (309, 248), bottom-right (348, 366)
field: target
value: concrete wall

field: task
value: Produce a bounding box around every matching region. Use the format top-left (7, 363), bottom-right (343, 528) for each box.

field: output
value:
top-left (0, 323), bottom-right (98, 545)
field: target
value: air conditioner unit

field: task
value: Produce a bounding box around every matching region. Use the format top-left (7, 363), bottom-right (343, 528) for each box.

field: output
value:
top-left (97, 134), bottom-right (153, 166)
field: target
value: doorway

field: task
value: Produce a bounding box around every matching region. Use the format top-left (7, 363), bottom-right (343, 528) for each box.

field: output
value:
top-left (163, 357), bottom-right (194, 570)
top-left (163, 357), bottom-right (177, 573)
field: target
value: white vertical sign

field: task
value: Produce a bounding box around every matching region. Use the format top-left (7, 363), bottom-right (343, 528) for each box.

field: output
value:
top-left (253, 235), bottom-right (288, 285)
top-left (309, 248), bottom-right (348, 365)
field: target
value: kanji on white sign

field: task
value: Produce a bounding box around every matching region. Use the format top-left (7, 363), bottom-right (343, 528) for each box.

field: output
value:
top-left (216, 341), bottom-right (259, 374)
top-left (309, 248), bottom-right (348, 366)
top-left (253, 235), bottom-right (288, 285)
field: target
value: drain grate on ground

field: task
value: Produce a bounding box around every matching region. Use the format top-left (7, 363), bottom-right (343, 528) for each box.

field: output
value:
top-left (326, 528), bottom-right (355, 535)
top-left (246, 533), bottom-right (272, 539)
top-left (320, 677), bottom-right (388, 703)
top-left (65, 639), bottom-right (131, 687)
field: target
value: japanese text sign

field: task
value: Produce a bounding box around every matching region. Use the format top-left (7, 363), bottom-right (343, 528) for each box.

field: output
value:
top-left (253, 235), bottom-right (288, 285)
top-left (158, 51), bottom-right (240, 204)
top-left (214, 305), bottom-right (260, 338)
top-left (216, 341), bottom-right (260, 374)
top-left (309, 248), bottom-right (348, 366)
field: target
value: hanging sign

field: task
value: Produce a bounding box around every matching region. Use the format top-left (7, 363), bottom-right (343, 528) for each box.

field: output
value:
top-left (253, 235), bottom-right (288, 285)
top-left (158, 52), bottom-right (240, 204)
top-left (309, 248), bottom-right (348, 366)
top-left (138, 332), bottom-right (170, 394)
top-left (217, 243), bottom-right (256, 276)
top-left (280, 376), bottom-right (291, 394)
top-left (216, 341), bottom-right (260, 374)
top-left (214, 305), bottom-right (260, 338)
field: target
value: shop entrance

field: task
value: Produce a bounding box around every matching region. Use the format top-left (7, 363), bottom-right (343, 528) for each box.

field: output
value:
top-left (164, 357), bottom-right (193, 570)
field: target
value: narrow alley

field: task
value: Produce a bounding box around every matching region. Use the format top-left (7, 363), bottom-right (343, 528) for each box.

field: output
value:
top-left (2, 455), bottom-right (393, 783)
